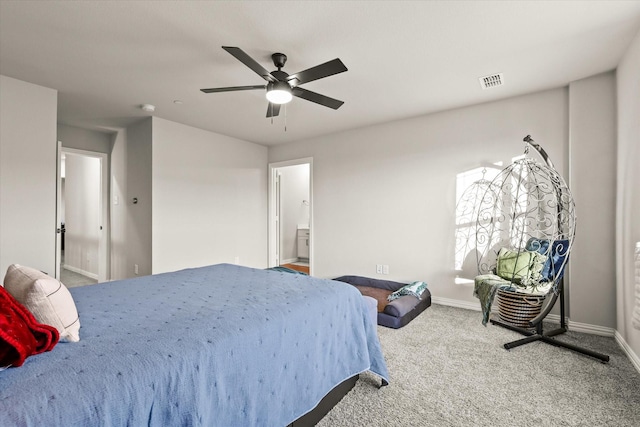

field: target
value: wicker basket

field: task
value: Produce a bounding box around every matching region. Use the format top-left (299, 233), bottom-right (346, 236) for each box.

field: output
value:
top-left (496, 288), bottom-right (546, 329)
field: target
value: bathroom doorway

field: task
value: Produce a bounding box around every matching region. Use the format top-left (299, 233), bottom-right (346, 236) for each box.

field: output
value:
top-left (268, 158), bottom-right (312, 275)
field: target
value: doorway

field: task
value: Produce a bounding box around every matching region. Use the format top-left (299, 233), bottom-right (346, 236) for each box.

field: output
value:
top-left (56, 145), bottom-right (109, 286)
top-left (268, 158), bottom-right (312, 275)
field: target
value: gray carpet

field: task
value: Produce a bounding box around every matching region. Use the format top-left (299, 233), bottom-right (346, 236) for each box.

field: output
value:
top-left (59, 251), bottom-right (97, 288)
top-left (61, 267), bottom-right (97, 288)
top-left (318, 304), bottom-right (640, 427)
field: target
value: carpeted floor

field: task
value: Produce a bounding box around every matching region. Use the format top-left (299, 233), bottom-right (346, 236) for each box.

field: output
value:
top-left (317, 304), bottom-right (640, 427)
top-left (61, 267), bottom-right (97, 288)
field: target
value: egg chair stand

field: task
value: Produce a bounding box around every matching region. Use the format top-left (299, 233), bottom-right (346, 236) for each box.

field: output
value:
top-left (478, 135), bottom-right (609, 363)
top-left (490, 283), bottom-right (608, 362)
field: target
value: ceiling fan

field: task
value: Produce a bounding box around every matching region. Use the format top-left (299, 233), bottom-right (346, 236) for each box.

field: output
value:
top-left (201, 46), bottom-right (348, 118)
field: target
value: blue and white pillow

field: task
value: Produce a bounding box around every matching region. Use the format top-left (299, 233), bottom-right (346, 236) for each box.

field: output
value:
top-left (387, 281), bottom-right (428, 301)
top-left (525, 238), bottom-right (569, 282)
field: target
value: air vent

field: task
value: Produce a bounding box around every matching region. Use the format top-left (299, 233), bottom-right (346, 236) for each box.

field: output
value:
top-left (479, 73), bottom-right (504, 89)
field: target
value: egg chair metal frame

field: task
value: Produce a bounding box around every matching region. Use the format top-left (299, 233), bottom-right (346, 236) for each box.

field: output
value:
top-left (475, 135), bottom-right (608, 362)
top-left (454, 167), bottom-right (501, 276)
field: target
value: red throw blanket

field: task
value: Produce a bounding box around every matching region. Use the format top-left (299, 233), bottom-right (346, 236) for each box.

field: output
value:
top-left (0, 286), bottom-right (59, 368)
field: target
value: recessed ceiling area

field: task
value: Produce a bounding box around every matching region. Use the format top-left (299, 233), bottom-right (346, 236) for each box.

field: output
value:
top-left (1, 1), bottom-right (639, 146)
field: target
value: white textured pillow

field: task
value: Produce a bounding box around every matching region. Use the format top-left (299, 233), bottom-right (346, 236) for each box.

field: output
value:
top-left (3, 264), bottom-right (80, 342)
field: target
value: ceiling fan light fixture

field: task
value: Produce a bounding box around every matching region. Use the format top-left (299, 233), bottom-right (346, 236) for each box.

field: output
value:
top-left (266, 81), bottom-right (292, 104)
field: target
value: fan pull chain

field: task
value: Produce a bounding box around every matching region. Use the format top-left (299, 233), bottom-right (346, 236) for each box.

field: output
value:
top-left (284, 104), bottom-right (287, 132)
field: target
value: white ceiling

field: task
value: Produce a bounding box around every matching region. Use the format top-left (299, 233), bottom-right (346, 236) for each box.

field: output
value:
top-left (1, 1), bottom-right (639, 146)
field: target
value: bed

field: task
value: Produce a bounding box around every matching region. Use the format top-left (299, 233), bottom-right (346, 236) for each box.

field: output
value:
top-left (0, 263), bottom-right (389, 426)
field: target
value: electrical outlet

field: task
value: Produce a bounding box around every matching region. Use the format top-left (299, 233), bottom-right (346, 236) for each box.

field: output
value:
top-left (383, 265), bottom-right (389, 275)
top-left (134, 264), bottom-right (139, 275)
top-left (376, 264), bottom-right (383, 274)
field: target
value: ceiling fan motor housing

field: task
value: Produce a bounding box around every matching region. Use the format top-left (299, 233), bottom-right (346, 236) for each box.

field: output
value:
top-left (271, 53), bottom-right (287, 69)
top-left (271, 70), bottom-right (290, 82)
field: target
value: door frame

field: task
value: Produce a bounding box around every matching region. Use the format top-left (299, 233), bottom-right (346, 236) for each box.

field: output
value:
top-left (55, 145), bottom-right (110, 282)
top-left (268, 158), bottom-right (313, 274)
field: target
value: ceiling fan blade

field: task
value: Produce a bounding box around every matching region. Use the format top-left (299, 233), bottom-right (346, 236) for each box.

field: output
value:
top-left (222, 46), bottom-right (276, 82)
top-left (292, 87), bottom-right (344, 110)
top-left (287, 58), bottom-right (347, 86)
top-left (266, 103), bottom-right (281, 118)
top-left (200, 85), bottom-right (265, 93)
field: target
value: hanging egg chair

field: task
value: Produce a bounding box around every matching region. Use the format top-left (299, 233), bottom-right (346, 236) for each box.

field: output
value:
top-left (475, 152), bottom-right (575, 295)
top-left (472, 135), bottom-right (607, 362)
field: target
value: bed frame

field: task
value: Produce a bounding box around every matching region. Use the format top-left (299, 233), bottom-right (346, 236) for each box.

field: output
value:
top-left (289, 375), bottom-right (359, 426)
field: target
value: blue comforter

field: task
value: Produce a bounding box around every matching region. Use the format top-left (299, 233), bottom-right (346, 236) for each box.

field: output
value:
top-left (0, 264), bottom-right (388, 426)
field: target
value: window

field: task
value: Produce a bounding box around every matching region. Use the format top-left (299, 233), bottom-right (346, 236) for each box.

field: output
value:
top-left (454, 164), bottom-right (502, 278)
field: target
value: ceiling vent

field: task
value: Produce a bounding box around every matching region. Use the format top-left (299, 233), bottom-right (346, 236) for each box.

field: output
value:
top-left (479, 73), bottom-right (504, 89)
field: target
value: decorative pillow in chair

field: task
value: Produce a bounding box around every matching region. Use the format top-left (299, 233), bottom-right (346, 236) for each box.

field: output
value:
top-left (3, 264), bottom-right (80, 342)
top-left (525, 238), bottom-right (550, 256)
top-left (496, 248), bottom-right (547, 287)
top-left (387, 281), bottom-right (428, 301)
top-left (543, 240), bottom-right (569, 281)
top-left (525, 238), bottom-right (569, 282)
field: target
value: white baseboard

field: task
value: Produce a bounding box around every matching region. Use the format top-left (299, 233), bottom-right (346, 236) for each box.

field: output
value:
top-left (433, 297), bottom-right (614, 335)
top-left (433, 296), bottom-right (638, 372)
top-left (62, 264), bottom-right (98, 280)
top-left (567, 320), bottom-right (615, 337)
top-left (431, 296), bottom-right (483, 312)
top-left (281, 258), bottom-right (298, 265)
top-left (545, 314), bottom-right (562, 324)
top-left (615, 331), bottom-right (640, 374)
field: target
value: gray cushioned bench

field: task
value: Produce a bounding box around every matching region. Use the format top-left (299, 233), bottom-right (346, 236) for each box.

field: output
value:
top-left (333, 275), bottom-right (431, 329)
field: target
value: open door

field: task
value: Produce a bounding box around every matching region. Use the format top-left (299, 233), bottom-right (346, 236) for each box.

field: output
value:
top-left (55, 141), bottom-right (62, 280)
top-left (268, 158), bottom-right (312, 274)
top-left (56, 147), bottom-right (109, 285)
top-left (275, 171), bottom-right (281, 267)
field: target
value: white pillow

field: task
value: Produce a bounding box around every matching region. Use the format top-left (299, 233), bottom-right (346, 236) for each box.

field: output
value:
top-left (3, 264), bottom-right (80, 342)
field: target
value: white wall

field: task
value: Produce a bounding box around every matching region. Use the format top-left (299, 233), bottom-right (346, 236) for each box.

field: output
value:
top-left (106, 119), bottom-right (153, 280)
top-left (568, 72), bottom-right (617, 329)
top-left (58, 124), bottom-right (112, 154)
top-left (126, 118), bottom-right (153, 277)
top-left (0, 75), bottom-right (57, 277)
top-left (616, 28), bottom-right (640, 361)
top-left (63, 154), bottom-right (101, 277)
top-left (151, 117), bottom-right (268, 273)
top-left (109, 129), bottom-right (128, 280)
top-left (279, 164), bottom-right (310, 262)
top-left (270, 89), bottom-right (570, 309)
